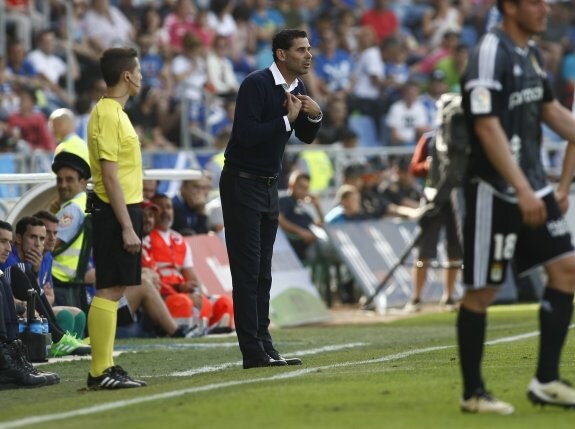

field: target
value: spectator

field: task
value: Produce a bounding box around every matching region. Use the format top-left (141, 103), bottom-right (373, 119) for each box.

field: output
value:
top-left (347, 25), bottom-right (386, 133)
top-left (84, 0), bottom-right (135, 53)
top-left (359, 0), bottom-right (400, 44)
top-left (207, 0), bottom-right (238, 38)
top-left (5, 39), bottom-right (39, 89)
top-left (381, 157), bottom-right (421, 209)
top-left (278, 170), bottom-right (327, 263)
top-left (434, 43), bottom-right (469, 93)
top-left (419, 69), bottom-right (449, 126)
top-left (313, 29), bottom-right (353, 101)
top-left (191, 7), bottom-right (216, 49)
top-left (206, 35), bottom-right (240, 97)
top-left (0, 220), bottom-right (60, 389)
top-left (162, 0), bottom-right (197, 55)
top-left (126, 86), bottom-right (176, 150)
top-left (171, 32), bottom-right (208, 122)
top-left (143, 179), bottom-right (158, 201)
top-left (7, 86), bottom-right (56, 151)
top-left (325, 184), bottom-right (368, 224)
top-left (385, 80), bottom-right (431, 146)
top-left (421, 0), bottom-right (465, 50)
top-left (171, 173), bottom-right (212, 235)
top-left (26, 29), bottom-right (78, 109)
top-left (5, 0), bottom-right (44, 52)
top-left (337, 7), bottom-right (360, 55)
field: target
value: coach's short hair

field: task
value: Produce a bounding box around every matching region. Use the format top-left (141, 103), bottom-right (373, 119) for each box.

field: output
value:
top-left (0, 220), bottom-right (12, 233)
top-left (272, 29), bottom-right (308, 63)
top-left (497, 0), bottom-right (520, 13)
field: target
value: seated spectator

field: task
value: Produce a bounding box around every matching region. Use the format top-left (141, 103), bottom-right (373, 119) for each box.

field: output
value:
top-left (143, 179), bottom-right (159, 201)
top-left (207, 0), bottom-right (238, 39)
top-left (206, 35), bottom-right (239, 98)
top-left (359, 0), bottom-right (400, 44)
top-left (435, 43), bottom-right (469, 93)
top-left (26, 29), bottom-right (77, 109)
top-left (5, 38), bottom-right (39, 89)
top-left (0, 217), bottom-right (90, 357)
top-left (385, 80), bottom-right (431, 146)
top-left (5, 0), bottom-right (44, 52)
top-left (279, 171), bottom-right (328, 263)
top-left (0, 220), bottom-right (59, 389)
top-left (127, 86), bottom-right (176, 150)
top-left (162, 0), bottom-right (198, 55)
top-left (421, 0), bottom-right (464, 50)
top-left (380, 157), bottom-right (421, 209)
top-left (313, 29), bottom-right (353, 102)
top-left (325, 184), bottom-right (369, 224)
top-left (419, 69), bottom-right (449, 125)
top-left (83, 0), bottom-right (135, 53)
top-left (147, 194), bottom-right (234, 333)
top-left (7, 86), bottom-right (56, 151)
top-left (171, 173), bottom-right (212, 235)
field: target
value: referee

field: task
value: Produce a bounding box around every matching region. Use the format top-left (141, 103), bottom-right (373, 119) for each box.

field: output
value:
top-left (86, 47), bottom-right (146, 389)
top-left (220, 29), bottom-right (322, 369)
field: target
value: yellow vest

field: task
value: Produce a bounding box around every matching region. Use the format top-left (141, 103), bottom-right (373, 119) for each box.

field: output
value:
top-left (52, 192), bottom-right (87, 283)
top-left (299, 149), bottom-right (334, 193)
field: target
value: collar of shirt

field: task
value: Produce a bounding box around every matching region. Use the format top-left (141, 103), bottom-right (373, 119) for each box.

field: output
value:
top-left (269, 62), bottom-right (299, 92)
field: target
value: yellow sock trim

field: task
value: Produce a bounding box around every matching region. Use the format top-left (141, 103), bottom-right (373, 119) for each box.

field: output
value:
top-left (88, 296), bottom-right (119, 377)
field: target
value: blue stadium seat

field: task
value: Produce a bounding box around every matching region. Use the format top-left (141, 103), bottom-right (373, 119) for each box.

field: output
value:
top-left (348, 114), bottom-right (380, 147)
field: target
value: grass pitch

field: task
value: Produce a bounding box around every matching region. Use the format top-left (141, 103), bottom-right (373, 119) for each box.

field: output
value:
top-left (1, 304), bottom-right (574, 429)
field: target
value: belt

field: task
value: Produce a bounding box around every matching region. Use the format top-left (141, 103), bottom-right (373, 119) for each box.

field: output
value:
top-left (223, 166), bottom-right (278, 187)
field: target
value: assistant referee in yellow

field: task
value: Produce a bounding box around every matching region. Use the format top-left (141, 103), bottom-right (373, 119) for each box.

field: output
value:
top-left (86, 47), bottom-right (146, 390)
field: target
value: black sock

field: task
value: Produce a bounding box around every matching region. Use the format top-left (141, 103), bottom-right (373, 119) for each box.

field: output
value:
top-left (536, 287), bottom-right (574, 383)
top-left (457, 305), bottom-right (487, 399)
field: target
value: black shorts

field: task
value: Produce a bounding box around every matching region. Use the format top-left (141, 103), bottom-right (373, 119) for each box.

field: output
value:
top-left (92, 195), bottom-right (143, 289)
top-left (416, 199), bottom-right (463, 260)
top-left (463, 181), bottom-right (574, 288)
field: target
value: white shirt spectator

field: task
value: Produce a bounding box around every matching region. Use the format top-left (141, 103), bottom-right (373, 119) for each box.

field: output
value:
top-left (386, 99), bottom-right (429, 144)
top-left (84, 6), bottom-right (133, 50)
top-left (26, 50), bottom-right (67, 84)
top-left (207, 12), bottom-right (237, 38)
top-left (351, 46), bottom-right (384, 99)
top-left (172, 55), bottom-right (208, 101)
top-left (206, 52), bottom-right (238, 95)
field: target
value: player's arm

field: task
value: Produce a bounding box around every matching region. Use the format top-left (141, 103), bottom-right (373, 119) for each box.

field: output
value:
top-left (557, 141), bottom-right (575, 214)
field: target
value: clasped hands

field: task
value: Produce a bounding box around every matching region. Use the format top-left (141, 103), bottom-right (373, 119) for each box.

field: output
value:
top-left (284, 92), bottom-right (320, 123)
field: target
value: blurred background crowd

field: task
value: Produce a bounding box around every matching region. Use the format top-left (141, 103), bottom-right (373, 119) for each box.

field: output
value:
top-left (1, 0), bottom-right (574, 194)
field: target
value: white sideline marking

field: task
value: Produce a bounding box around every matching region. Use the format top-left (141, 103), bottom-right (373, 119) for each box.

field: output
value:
top-left (0, 329), bottom-right (561, 429)
top-left (170, 343), bottom-right (367, 377)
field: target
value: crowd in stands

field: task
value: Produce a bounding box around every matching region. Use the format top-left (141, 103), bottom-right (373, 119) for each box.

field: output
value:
top-left (1, 0), bottom-right (574, 160)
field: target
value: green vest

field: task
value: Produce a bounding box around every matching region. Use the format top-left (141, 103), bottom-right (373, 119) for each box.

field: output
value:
top-left (52, 192), bottom-right (90, 283)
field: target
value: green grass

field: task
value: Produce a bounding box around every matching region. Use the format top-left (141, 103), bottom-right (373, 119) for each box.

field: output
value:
top-left (1, 304), bottom-right (574, 429)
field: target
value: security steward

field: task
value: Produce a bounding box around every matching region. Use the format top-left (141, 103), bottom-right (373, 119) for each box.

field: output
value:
top-left (50, 135), bottom-right (93, 314)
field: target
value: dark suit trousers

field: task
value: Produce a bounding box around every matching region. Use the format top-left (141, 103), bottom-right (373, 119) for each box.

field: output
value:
top-left (220, 170), bottom-right (278, 359)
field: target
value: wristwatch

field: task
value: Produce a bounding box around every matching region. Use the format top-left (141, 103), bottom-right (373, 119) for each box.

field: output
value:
top-left (307, 111), bottom-right (323, 123)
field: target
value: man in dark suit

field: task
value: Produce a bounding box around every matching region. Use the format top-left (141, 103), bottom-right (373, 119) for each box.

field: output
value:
top-left (220, 29), bottom-right (322, 369)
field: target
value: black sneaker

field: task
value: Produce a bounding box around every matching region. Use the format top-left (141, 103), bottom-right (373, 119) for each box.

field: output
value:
top-left (87, 365), bottom-right (146, 390)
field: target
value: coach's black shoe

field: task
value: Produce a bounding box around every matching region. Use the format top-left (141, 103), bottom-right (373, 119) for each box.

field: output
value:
top-left (243, 354), bottom-right (288, 369)
top-left (265, 349), bottom-right (303, 366)
top-left (87, 365), bottom-right (146, 390)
